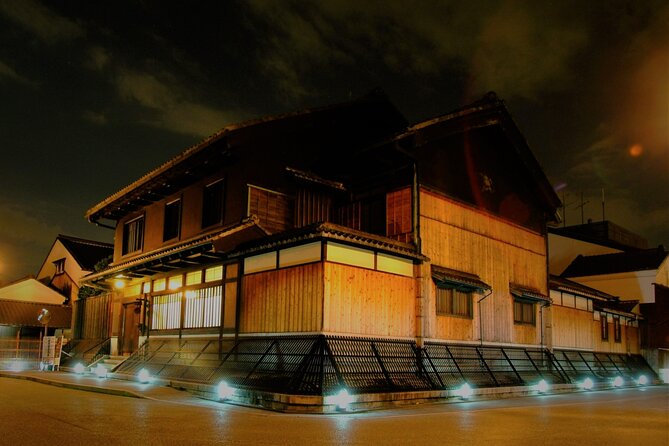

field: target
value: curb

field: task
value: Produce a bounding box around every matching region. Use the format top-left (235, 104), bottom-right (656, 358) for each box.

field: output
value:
top-left (0, 372), bottom-right (143, 399)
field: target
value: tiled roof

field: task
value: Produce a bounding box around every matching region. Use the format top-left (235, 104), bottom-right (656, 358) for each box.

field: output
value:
top-left (549, 274), bottom-right (613, 301)
top-left (431, 265), bottom-right (491, 292)
top-left (509, 283), bottom-right (549, 302)
top-left (57, 234), bottom-right (113, 271)
top-left (561, 246), bottom-right (668, 277)
top-left (0, 300), bottom-right (71, 328)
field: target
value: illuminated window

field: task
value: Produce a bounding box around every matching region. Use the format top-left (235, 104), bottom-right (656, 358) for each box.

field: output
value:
top-left (601, 313), bottom-right (609, 340)
top-left (205, 265), bottom-right (223, 282)
top-left (168, 275), bottom-right (183, 290)
top-left (186, 270), bottom-right (202, 286)
top-left (122, 216), bottom-right (144, 255)
top-left (613, 316), bottom-right (621, 342)
top-left (163, 199), bottom-right (181, 241)
top-left (151, 293), bottom-right (182, 330)
top-left (513, 298), bottom-right (535, 325)
top-left (202, 179), bottom-right (225, 228)
top-left (153, 278), bottom-right (166, 292)
top-left (142, 282), bottom-right (151, 293)
top-left (436, 287), bottom-right (473, 318)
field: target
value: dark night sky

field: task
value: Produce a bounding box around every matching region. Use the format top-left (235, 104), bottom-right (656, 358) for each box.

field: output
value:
top-left (0, 0), bottom-right (667, 284)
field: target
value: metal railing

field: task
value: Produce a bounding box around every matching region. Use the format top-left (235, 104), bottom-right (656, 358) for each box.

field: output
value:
top-left (113, 335), bottom-right (657, 395)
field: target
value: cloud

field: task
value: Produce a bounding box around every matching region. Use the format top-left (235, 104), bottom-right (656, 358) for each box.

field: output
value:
top-left (0, 200), bottom-right (62, 246)
top-left (0, 59), bottom-right (36, 86)
top-left (0, 0), bottom-right (84, 43)
top-left (86, 46), bottom-right (111, 72)
top-left (245, 0), bottom-right (587, 101)
top-left (115, 69), bottom-right (241, 137)
top-left (82, 110), bottom-right (108, 125)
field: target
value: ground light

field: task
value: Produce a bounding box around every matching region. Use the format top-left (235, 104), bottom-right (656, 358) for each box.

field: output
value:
top-left (94, 364), bottom-right (107, 379)
top-left (138, 368), bottom-right (152, 384)
top-left (329, 388), bottom-right (354, 410)
top-left (73, 363), bottom-right (86, 374)
top-left (217, 381), bottom-right (235, 400)
top-left (612, 376), bottom-right (624, 387)
top-left (637, 375), bottom-right (648, 386)
top-left (455, 383), bottom-right (474, 399)
top-left (580, 377), bottom-right (594, 390)
top-left (534, 379), bottom-right (549, 393)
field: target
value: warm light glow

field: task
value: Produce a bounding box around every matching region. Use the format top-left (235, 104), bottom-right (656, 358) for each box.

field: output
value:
top-left (168, 275), bottom-right (183, 290)
top-left (217, 381), bottom-right (235, 400)
top-left (114, 279), bottom-right (126, 289)
top-left (455, 383), bottom-right (474, 399)
top-left (330, 388), bottom-right (354, 410)
top-left (628, 143), bottom-right (643, 157)
top-left (534, 379), bottom-right (549, 393)
top-left (637, 375), bottom-right (648, 386)
top-left (94, 364), bottom-right (107, 378)
top-left (580, 377), bottom-right (594, 390)
top-left (138, 368), bottom-right (152, 384)
top-left (612, 376), bottom-right (624, 387)
top-left (73, 363), bottom-right (86, 374)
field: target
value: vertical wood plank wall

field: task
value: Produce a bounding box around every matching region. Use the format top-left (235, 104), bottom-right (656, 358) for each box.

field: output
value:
top-left (420, 189), bottom-right (547, 345)
top-left (241, 263), bottom-right (323, 333)
top-left (323, 262), bottom-right (415, 337)
top-left (594, 321), bottom-right (639, 354)
top-left (551, 306), bottom-right (594, 349)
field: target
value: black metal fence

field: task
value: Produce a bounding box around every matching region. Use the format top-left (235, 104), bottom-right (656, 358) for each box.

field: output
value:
top-left (113, 335), bottom-right (655, 395)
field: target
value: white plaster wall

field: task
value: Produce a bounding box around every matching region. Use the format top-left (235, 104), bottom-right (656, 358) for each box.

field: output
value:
top-left (570, 271), bottom-right (656, 303)
top-left (548, 233), bottom-right (621, 275)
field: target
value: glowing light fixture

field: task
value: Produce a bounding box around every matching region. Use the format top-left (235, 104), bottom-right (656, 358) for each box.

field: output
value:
top-left (217, 381), bottom-right (235, 400)
top-left (138, 368), bottom-right (152, 384)
top-left (73, 363), bottom-right (86, 374)
top-left (637, 375), bottom-right (648, 386)
top-left (94, 364), bottom-right (107, 379)
top-left (456, 383), bottom-right (474, 399)
top-left (580, 377), bottom-right (594, 390)
top-left (331, 388), bottom-right (354, 410)
top-left (113, 277), bottom-right (126, 289)
top-left (612, 376), bottom-right (623, 387)
top-left (534, 379), bottom-right (549, 393)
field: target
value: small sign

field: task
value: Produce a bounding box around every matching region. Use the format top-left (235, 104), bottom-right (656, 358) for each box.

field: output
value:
top-left (41, 336), bottom-right (64, 369)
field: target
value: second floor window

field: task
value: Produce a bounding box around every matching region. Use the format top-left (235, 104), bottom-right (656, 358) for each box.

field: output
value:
top-left (202, 179), bottom-right (224, 228)
top-left (601, 314), bottom-right (609, 341)
top-left (163, 199), bottom-right (182, 241)
top-left (436, 286), bottom-right (473, 318)
top-left (513, 298), bottom-right (535, 325)
top-left (53, 258), bottom-right (65, 275)
top-left (613, 316), bottom-right (621, 342)
top-left (386, 187), bottom-right (412, 243)
top-left (122, 215), bottom-right (144, 255)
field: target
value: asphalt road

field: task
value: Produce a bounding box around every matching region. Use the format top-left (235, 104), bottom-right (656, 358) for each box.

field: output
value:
top-left (0, 377), bottom-right (667, 446)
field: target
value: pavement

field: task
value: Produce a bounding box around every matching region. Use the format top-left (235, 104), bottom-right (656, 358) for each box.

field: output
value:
top-left (0, 369), bottom-right (213, 407)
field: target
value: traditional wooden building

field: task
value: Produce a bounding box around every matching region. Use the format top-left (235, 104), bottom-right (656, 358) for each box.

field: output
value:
top-left (77, 92), bottom-right (654, 408)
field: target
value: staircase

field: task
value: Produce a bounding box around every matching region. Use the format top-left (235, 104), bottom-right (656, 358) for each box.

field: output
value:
top-left (88, 355), bottom-right (128, 374)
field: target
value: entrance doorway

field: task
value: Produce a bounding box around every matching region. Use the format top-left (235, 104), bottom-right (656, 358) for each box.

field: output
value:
top-left (120, 302), bottom-right (140, 355)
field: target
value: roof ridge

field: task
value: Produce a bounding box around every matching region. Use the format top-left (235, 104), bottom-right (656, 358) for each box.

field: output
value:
top-left (57, 234), bottom-right (113, 248)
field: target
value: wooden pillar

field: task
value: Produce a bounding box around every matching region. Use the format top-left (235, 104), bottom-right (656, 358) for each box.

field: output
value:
top-left (415, 262), bottom-right (432, 348)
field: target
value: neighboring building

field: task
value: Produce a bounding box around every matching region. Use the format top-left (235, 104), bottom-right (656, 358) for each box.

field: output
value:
top-left (76, 92), bottom-right (652, 408)
top-left (548, 220), bottom-right (647, 275)
top-left (561, 246), bottom-right (668, 305)
top-left (0, 299), bottom-right (71, 339)
top-left (560, 245), bottom-right (668, 380)
top-left (0, 277), bottom-right (68, 305)
top-left (36, 234), bottom-right (113, 304)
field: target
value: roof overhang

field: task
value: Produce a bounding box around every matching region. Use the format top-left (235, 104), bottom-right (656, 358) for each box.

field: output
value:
top-left (82, 218), bottom-right (267, 283)
top-left (432, 265), bottom-right (491, 293)
top-left (510, 283), bottom-right (549, 303)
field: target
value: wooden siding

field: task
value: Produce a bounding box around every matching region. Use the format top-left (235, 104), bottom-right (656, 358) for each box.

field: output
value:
top-left (420, 189), bottom-right (546, 345)
top-left (551, 306), bottom-right (594, 349)
top-left (248, 185), bottom-right (293, 234)
top-left (323, 262), bottom-right (415, 337)
top-left (594, 320), bottom-right (638, 354)
top-left (74, 293), bottom-right (113, 339)
top-left (240, 263), bottom-right (323, 333)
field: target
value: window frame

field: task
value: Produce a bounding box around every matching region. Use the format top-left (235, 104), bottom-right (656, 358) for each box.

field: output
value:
top-left (122, 215), bottom-right (145, 256)
top-left (600, 313), bottom-right (609, 341)
top-left (613, 316), bottom-right (622, 343)
top-left (513, 298), bottom-right (536, 326)
top-left (435, 285), bottom-right (474, 319)
top-left (163, 198), bottom-right (182, 241)
top-left (202, 179), bottom-right (225, 229)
